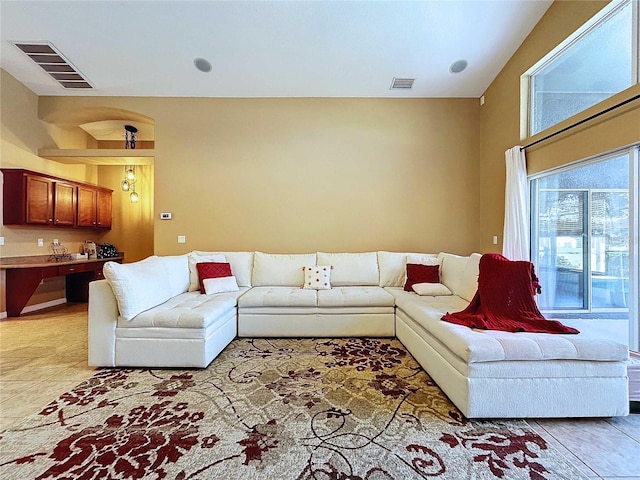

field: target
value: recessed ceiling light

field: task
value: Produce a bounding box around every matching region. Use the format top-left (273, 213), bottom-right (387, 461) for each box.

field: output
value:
top-left (449, 59), bottom-right (468, 74)
top-left (194, 57), bottom-right (212, 73)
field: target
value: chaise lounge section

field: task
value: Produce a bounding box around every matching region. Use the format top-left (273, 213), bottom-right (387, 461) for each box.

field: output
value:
top-left (88, 250), bottom-right (630, 418)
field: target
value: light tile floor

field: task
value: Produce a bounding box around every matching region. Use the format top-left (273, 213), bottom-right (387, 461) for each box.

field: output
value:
top-left (0, 303), bottom-right (638, 479)
top-left (0, 303), bottom-right (96, 429)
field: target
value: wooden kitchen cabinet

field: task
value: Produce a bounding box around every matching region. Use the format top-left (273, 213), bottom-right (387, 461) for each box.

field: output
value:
top-left (53, 181), bottom-right (76, 226)
top-left (25, 174), bottom-right (54, 225)
top-left (2, 169), bottom-right (111, 229)
top-left (77, 185), bottom-right (112, 228)
top-left (77, 186), bottom-right (97, 227)
top-left (96, 189), bottom-right (112, 228)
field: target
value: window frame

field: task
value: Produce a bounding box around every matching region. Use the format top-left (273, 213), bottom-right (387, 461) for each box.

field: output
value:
top-left (529, 145), bottom-right (639, 350)
top-left (522, 0), bottom-right (639, 139)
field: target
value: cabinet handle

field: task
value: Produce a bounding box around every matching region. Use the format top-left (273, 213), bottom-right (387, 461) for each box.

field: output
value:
top-left (93, 221), bottom-right (96, 225)
top-left (48, 218), bottom-right (53, 222)
top-left (68, 268), bottom-right (75, 271)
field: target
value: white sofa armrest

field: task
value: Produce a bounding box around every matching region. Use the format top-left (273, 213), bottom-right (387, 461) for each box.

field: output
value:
top-left (88, 279), bottom-right (119, 367)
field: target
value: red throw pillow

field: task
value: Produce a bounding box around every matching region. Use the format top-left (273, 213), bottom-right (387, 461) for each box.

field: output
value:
top-left (404, 263), bottom-right (440, 292)
top-left (196, 262), bottom-right (232, 292)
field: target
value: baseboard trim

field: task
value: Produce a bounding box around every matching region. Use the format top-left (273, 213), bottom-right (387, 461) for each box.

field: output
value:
top-left (12, 298), bottom-right (68, 317)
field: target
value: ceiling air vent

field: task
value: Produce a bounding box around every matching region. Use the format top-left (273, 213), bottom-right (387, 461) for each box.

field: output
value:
top-left (390, 77), bottom-right (415, 90)
top-left (12, 42), bottom-right (93, 89)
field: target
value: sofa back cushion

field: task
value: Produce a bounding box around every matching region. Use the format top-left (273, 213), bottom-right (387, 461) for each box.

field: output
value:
top-left (252, 252), bottom-right (316, 286)
top-left (377, 251), bottom-right (438, 287)
top-left (103, 256), bottom-right (173, 321)
top-left (439, 252), bottom-right (481, 302)
top-left (192, 251), bottom-right (254, 287)
top-left (157, 254), bottom-right (190, 296)
top-left (317, 252), bottom-right (379, 286)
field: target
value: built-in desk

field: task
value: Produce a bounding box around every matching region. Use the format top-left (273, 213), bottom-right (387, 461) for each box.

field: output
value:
top-left (1, 254), bottom-right (123, 317)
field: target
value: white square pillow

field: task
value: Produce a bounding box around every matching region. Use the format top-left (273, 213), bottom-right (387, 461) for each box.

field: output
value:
top-left (439, 252), bottom-right (480, 301)
top-left (103, 256), bottom-right (173, 321)
top-left (187, 252), bottom-right (226, 291)
top-left (302, 266), bottom-right (332, 290)
top-left (412, 282), bottom-right (453, 296)
top-left (203, 276), bottom-right (240, 295)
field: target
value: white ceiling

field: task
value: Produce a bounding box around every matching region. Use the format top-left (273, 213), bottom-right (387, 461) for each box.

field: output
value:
top-left (0, 0), bottom-right (553, 98)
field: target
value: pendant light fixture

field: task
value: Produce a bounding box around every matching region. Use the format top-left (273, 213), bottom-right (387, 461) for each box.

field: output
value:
top-left (121, 165), bottom-right (131, 191)
top-left (124, 125), bottom-right (138, 149)
top-left (121, 165), bottom-right (140, 202)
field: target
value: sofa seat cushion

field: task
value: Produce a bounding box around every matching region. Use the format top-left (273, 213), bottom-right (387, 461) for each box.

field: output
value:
top-left (387, 288), bottom-right (628, 364)
top-left (118, 289), bottom-right (248, 329)
top-left (238, 286), bottom-right (317, 308)
top-left (317, 286), bottom-right (395, 308)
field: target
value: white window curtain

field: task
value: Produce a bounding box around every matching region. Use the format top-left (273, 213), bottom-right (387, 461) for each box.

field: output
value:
top-left (503, 146), bottom-right (530, 261)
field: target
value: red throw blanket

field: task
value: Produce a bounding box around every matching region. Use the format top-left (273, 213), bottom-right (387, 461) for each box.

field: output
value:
top-left (442, 253), bottom-right (579, 334)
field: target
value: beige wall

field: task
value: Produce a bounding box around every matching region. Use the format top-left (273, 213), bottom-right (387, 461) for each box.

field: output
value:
top-left (39, 96), bottom-right (481, 255)
top-left (479, 0), bottom-right (640, 254)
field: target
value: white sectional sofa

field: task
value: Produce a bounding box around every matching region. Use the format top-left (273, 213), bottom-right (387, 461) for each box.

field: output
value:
top-left (88, 250), bottom-right (630, 418)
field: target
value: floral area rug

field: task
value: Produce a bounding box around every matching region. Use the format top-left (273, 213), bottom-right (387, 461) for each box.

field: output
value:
top-left (0, 338), bottom-right (587, 480)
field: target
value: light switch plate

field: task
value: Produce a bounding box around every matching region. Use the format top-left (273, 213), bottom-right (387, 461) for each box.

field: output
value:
top-left (37, 238), bottom-right (44, 247)
top-left (177, 235), bottom-right (186, 244)
top-left (0, 236), bottom-right (4, 246)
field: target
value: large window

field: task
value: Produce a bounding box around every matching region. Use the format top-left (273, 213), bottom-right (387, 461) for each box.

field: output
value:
top-left (530, 148), bottom-right (639, 349)
top-left (525, 0), bottom-right (638, 136)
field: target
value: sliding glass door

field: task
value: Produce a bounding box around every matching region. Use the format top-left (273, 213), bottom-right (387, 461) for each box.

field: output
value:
top-left (530, 148), bottom-right (638, 348)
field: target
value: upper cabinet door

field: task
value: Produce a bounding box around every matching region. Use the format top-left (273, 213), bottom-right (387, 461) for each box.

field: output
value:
top-left (25, 175), bottom-right (54, 225)
top-left (77, 186), bottom-right (97, 227)
top-left (54, 182), bottom-right (76, 226)
top-left (96, 189), bottom-right (112, 228)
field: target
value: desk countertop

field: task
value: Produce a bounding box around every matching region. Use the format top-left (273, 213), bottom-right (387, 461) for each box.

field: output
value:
top-left (0, 254), bottom-right (124, 269)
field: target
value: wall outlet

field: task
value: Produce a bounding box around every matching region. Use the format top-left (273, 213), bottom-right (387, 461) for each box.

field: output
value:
top-left (177, 235), bottom-right (186, 244)
top-left (492, 235), bottom-right (499, 245)
top-left (37, 238), bottom-right (44, 247)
